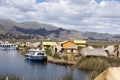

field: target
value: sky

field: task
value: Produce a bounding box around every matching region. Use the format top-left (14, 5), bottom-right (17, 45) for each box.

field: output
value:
top-left (0, 0), bottom-right (120, 34)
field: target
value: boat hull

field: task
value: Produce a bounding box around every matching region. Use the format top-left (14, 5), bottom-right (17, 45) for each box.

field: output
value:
top-left (26, 56), bottom-right (47, 62)
top-left (0, 44), bottom-right (18, 50)
top-left (0, 47), bottom-right (17, 50)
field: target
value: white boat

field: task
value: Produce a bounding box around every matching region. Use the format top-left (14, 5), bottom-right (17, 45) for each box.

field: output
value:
top-left (0, 43), bottom-right (18, 50)
top-left (25, 49), bottom-right (47, 62)
top-left (25, 48), bottom-right (45, 57)
top-left (28, 48), bottom-right (42, 52)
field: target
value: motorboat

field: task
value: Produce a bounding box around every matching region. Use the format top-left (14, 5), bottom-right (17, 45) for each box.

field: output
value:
top-left (28, 48), bottom-right (41, 52)
top-left (25, 49), bottom-right (47, 62)
top-left (0, 43), bottom-right (18, 50)
top-left (25, 48), bottom-right (45, 57)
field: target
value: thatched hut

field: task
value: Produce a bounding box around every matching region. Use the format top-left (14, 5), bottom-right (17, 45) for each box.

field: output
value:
top-left (105, 45), bottom-right (115, 55)
top-left (95, 67), bottom-right (120, 80)
top-left (105, 45), bottom-right (120, 58)
top-left (81, 47), bottom-right (108, 57)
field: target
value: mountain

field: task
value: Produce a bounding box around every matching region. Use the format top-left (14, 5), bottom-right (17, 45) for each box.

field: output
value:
top-left (0, 19), bottom-right (120, 41)
top-left (21, 21), bottom-right (58, 30)
top-left (0, 19), bottom-right (83, 40)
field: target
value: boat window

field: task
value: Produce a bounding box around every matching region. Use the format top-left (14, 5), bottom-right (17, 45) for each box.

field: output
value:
top-left (30, 52), bottom-right (34, 55)
top-left (41, 52), bottom-right (45, 55)
top-left (38, 53), bottom-right (40, 55)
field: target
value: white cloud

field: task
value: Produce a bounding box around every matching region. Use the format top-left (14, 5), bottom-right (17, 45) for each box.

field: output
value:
top-left (0, 0), bottom-right (120, 34)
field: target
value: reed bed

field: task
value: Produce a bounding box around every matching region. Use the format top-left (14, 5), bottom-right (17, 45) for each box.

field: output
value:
top-left (75, 57), bottom-right (120, 80)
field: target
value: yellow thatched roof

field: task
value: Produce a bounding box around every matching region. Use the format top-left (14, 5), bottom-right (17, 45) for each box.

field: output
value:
top-left (60, 40), bottom-right (69, 44)
top-left (73, 40), bottom-right (86, 44)
top-left (78, 45), bottom-right (86, 47)
top-left (42, 42), bottom-right (57, 46)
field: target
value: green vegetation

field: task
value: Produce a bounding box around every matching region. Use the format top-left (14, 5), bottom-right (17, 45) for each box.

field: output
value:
top-left (52, 53), bottom-right (61, 59)
top-left (46, 48), bottom-right (52, 56)
top-left (18, 45), bottom-right (29, 55)
top-left (87, 41), bottom-right (120, 48)
top-left (75, 57), bottom-right (120, 80)
top-left (61, 55), bottom-right (68, 60)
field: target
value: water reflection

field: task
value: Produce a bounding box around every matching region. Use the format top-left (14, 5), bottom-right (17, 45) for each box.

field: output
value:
top-left (0, 50), bottom-right (90, 80)
top-left (25, 59), bottom-right (47, 66)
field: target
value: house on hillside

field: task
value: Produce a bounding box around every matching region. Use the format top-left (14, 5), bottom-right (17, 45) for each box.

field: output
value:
top-left (61, 41), bottom-right (78, 54)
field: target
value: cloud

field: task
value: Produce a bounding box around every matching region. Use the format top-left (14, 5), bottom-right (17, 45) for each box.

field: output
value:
top-left (0, 0), bottom-right (120, 34)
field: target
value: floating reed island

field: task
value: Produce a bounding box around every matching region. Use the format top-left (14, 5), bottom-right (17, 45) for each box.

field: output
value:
top-left (47, 56), bottom-right (76, 66)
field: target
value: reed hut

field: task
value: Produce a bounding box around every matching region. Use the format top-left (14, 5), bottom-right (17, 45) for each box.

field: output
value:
top-left (95, 67), bottom-right (120, 80)
top-left (105, 45), bottom-right (115, 55)
top-left (61, 41), bottom-right (78, 54)
top-left (105, 45), bottom-right (120, 58)
top-left (81, 47), bottom-right (108, 57)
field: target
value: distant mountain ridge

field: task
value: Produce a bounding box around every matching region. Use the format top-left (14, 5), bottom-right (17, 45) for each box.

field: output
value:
top-left (0, 19), bottom-right (120, 41)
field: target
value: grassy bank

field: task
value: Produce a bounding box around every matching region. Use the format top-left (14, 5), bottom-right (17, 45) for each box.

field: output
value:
top-left (87, 41), bottom-right (120, 48)
top-left (75, 57), bottom-right (120, 80)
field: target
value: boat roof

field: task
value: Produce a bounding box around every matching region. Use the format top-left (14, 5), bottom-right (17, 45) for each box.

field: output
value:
top-left (0, 43), bottom-right (17, 45)
top-left (29, 48), bottom-right (45, 52)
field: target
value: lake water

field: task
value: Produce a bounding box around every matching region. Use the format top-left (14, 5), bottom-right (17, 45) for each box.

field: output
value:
top-left (0, 50), bottom-right (90, 80)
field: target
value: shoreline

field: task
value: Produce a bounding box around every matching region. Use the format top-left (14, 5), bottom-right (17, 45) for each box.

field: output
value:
top-left (47, 56), bottom-right (76, 66)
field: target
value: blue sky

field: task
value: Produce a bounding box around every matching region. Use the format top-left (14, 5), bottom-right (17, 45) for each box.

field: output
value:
top-left (36, 0), bottom-right (48, 3)
top-left (0, 0), bottom-right (120, 34)
top-left (36, 0), bottom-right (120, 3)
top-left (95, 0), bottom-right (120, 3)
top-left (95, 0), bottom-right (102, 3)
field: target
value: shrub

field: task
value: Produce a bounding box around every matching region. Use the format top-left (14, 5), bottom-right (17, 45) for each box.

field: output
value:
top-left (53, 53), bottom-right (61, 59)
top-left (46, 48), bottom-right (52, 56)
top-left (75, 57), bottom-right (120, 80)
top-left (62, 56), bottom-right (68, 60)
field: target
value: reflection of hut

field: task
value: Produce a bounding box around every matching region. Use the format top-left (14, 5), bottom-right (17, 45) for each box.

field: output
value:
top-left (95, 67), bottom-right (120, 80)
top-left (81, 47), bottom-right (108, 57)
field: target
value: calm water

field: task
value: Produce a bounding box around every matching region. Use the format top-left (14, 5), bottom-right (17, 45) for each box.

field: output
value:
top-left (0, 50), bottom-right (90, 80)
